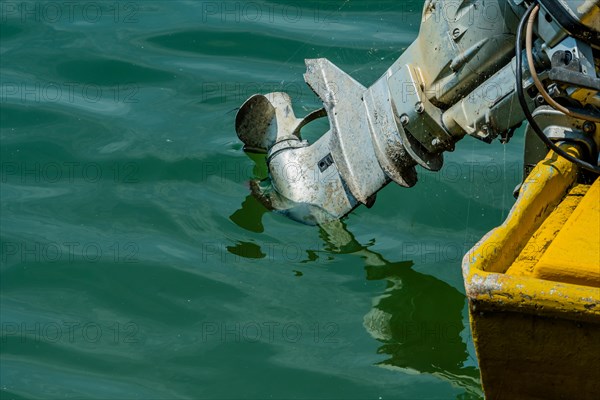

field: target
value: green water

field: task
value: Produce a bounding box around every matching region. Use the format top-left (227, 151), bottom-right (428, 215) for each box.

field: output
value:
top-left (1, 1), bottom-right (524, 398)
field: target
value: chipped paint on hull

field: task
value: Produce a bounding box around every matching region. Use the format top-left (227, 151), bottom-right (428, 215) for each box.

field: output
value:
top-left (463, 145), bottom-right (600, 399)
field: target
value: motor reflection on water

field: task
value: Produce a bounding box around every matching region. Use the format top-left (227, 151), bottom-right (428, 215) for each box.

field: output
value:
top-left (229, 154), bottom-right (482, 398)
top-left (320, 221), bottom-right (482, 398)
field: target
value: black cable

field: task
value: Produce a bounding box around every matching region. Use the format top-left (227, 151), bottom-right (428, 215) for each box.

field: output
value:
top-left (515, 2), bottom-right (600, 175)
top-left (525, 5), bottom-right (600, 123)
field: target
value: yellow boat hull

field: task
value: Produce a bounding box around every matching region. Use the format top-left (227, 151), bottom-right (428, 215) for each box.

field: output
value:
top-left (463, 145), bottom-right (600, 399)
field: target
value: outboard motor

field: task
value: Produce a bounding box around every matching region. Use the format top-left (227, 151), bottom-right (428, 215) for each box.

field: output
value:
top-left (236, 0), bottom-right (600, 224)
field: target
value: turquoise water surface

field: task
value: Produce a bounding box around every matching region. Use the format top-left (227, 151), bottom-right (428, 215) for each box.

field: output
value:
top-left (1, 1), bottom-right (524, 398)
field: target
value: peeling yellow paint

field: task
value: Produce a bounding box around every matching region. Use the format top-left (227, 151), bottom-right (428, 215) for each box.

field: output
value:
top-left (462, 145), bottom-right (600, 400)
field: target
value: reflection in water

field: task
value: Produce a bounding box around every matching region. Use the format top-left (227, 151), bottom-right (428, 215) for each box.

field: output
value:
top-left (320, 221), bottom-right (482, 398)
top-left (226, 240), bottom-right (266, 259)
top-left (229, 152), bottom-right (270, 233)
top-left (230, 189), bottom-right (481, 397)
top-left (230, 194), bottom-right (269, 233)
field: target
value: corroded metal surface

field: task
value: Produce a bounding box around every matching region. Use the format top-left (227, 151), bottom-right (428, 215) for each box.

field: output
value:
top-left (235, 0), bottom-right (599, 224)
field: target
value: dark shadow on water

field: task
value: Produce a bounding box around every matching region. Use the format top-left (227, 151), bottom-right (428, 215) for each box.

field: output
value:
top-left (226, 240), bottom-right (266, 259)
top-left (229, 194), bottom-right (269, 233)
top-left (229, 152), bottom-right (270, 233)
top-left (321, 220), bottom-right (483, 398)
top-left (230, 155), bottom-right (482, 398)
